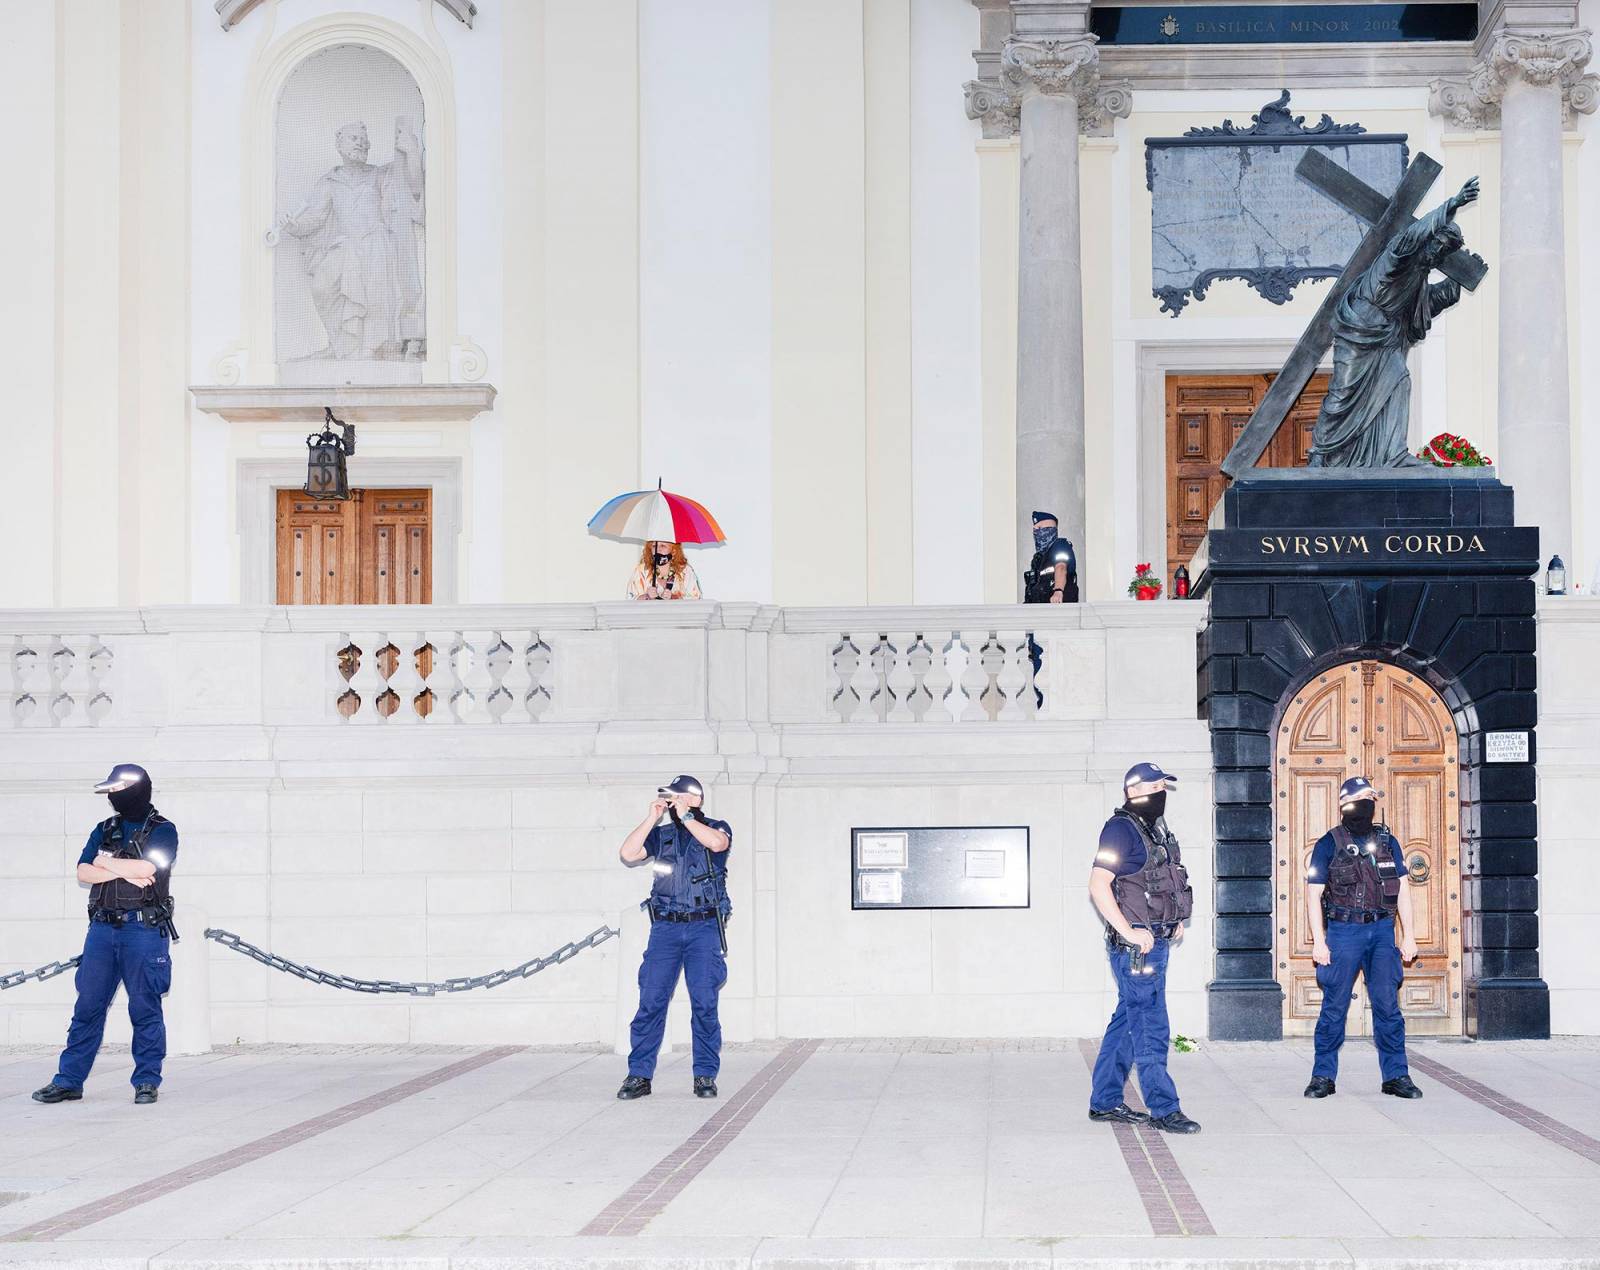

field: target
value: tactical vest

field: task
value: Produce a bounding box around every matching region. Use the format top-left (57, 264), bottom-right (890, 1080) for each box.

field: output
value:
top-left (1323, 825), bottom-right (1400, 917)
top-left (1108, 809), bottom-right (1194, 928)
top-left (87, 813), bottom-right (171, 915)
top-left (648, 817), bottom-right (731, 916)
top-left (1024, 541), bottom-right (1078, 603)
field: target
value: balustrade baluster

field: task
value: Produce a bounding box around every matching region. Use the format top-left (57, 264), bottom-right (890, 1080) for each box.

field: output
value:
top-left (885, 634), bottom-right (916, 723)
top-left (84, 638), bottom-right (114, 725)
top-left (344, 631), bottom-right (387, 724)
top-left (829, 638), bottom-right (855, 722)
top-left (526, 635), bottom-right (554, 719)
top-left (418, 632), bottom-right (450, 723)
top-left (459, 630), bottom-right (497, 723)
top-left (847, 634), bottom-right (880, 724)
top-left (387, 633), bottom-right (426, 724)
top-left (8, 637), bottom-right (42, 726)
top-left (47, 638), bottom-right (77, 725)
top-left (996, 631), bottom-right (1029, 722)
top-left (922, 632), bottom-right (955, 723)
top-left (496, 630), bottom-right (531, 722)
top-left (958, 630), bottom-right (990, 722)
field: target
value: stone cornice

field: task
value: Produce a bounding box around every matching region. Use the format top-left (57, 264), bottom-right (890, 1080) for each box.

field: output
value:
top-left (189, 384), bottom-right (498, 423)
top-left (1429, 28), bottom-right (1599, 128)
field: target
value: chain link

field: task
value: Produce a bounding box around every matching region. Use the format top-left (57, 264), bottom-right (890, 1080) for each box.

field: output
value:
top-left (1, 925), bottom-right (619, 997)
top-left (202, 925), bottom-right (620, 996)
top-left (0, 958), bottom-right (82, 992)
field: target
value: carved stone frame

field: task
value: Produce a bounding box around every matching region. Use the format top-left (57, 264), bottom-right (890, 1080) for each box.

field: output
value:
top-left (236, 457), bottom-right (463, 605)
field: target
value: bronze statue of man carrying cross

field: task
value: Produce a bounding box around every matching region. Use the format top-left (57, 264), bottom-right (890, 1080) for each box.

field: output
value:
top-left (1221, 151), bottom-right (1487, 478)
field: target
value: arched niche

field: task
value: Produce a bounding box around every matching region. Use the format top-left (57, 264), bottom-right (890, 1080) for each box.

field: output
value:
top-left (239, 13), bottom-right (464, 386)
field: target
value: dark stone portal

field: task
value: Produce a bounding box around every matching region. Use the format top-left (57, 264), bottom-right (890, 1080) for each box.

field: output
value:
top-left (1194, 472), bottom-right (1549, 1041)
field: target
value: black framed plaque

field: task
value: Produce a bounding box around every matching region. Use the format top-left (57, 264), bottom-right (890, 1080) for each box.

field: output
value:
top-left (1146, 92), bottom-right (1408, 316)
top-left (851, 826), bottom-right (1030, 910)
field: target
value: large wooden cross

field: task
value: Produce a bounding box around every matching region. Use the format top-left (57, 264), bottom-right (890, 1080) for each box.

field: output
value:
top-left (1219, 150), bottom-right (1488, 478)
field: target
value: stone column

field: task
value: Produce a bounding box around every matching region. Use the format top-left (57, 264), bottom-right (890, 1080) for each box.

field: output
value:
top-left (1493, 32), bottom-right (1592, 571)
top-left (1001, 37), bottom-right (1099, 596)
top-left (1432, 29), bottom-right (1597, 569)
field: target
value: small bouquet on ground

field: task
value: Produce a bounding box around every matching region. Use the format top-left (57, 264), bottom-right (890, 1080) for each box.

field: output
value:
top-left (1416, 432), bottom-right (1492, 467)
top-left (1128, 563), bottom-right (1162, 600)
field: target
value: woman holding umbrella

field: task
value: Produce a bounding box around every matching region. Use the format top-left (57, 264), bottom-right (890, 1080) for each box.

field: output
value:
top-left (589, 480), bottom-right (723, 601)
top-left (628, 541), bottom-right (701, 601)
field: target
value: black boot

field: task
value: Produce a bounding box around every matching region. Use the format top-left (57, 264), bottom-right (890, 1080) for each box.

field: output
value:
top-left (1088, 1102), bottom-right (1150, 1124)
top-left (1150, 1111), bottom-right (1202, 1134)
top-left (693, 1076), bottom-right (718, 1099)
top-left (1303, 1077), bottom-right (1336, 1099)
top-left (616, 1075), bottom-right (652, 1100)
top-left (1382, 1075), bottom-right (1423, 1099)
top-left (134, 1085), bottom-right (159, 1105)
top-left (30, 1084), bottom-right (82, 1104)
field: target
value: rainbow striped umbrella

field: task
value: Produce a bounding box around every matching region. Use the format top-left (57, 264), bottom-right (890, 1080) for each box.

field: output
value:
top-left (587, 480), bottom-right (726, 546)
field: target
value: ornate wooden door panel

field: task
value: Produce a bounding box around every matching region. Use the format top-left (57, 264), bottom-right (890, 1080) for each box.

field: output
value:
top-left (275, 489), bottom-right (432, 605)
top-left (1165, 372), bottom-right (1329, 572)
top-left (1275, 661), bottom-right (1462, 1037)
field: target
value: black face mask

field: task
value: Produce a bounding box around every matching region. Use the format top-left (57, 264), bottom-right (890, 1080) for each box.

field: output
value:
top-left (1126, 792), bottom-right (1166, 825)
top-left (653, 553), bottom-right (672, 568)
top-left (1033, 526), bottom-right (1057, 552)
top-left (1341, 799), bottom-right (1376, 834)
top-left (109, 775), bottom-right (153, 822)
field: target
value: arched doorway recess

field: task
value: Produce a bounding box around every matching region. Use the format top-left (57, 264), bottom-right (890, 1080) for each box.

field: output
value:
top-left (1275, 659), bottom-right (1463, 1037)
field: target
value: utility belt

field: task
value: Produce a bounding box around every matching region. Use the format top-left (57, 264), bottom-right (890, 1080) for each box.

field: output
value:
top-left (647, 907), bottom-right (720, 924)
top-left (1325, 905), bottom-right (1391, 925)
top-left (89, 907), bottom-right (162, 928)
top-left (1107, 921), bottom-right (1179, 948)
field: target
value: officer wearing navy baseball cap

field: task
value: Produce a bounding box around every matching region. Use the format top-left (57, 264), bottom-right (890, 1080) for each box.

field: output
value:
top-left (1303, 776), bottom-right (1422, 1100)
top-left (1086, 762), bottom-right (1200, 1133)
top-left (615, 775), bottom-right (733, 1101)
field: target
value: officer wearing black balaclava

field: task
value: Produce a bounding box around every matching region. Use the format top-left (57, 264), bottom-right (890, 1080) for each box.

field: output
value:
top-left (32, 765), bottom-right (180, 1106)
top-left (1086, 763), bottom-right (1200, 1134)
top-left (1023, 511), bottom-right (1079, 604)
top-left (1302, 776), bottom-right (1422, 1101)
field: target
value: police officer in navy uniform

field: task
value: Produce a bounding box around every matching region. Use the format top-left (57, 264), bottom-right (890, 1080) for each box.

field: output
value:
top-left (616, 775), bottom-right (732, 1101)
top-left (1023, 511), bottom-right (1078, 604)
top-left (32, 765), bottom-right (179, 1105)
top-left (1087, 762), bottom-right (1201, 1133)
top-left (1303, 776), bottom-right (1423, 1100)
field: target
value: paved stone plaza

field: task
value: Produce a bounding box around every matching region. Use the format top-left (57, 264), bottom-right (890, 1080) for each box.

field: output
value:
top-left (1, 1037), bottom-right (1597, 1268)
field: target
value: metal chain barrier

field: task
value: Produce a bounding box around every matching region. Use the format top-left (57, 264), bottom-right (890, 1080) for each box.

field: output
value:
top-left (203, 924), bottom-right (620, 996)
top-left (1, 924), bottom-right (619, 997)
top-left (0, 958), bottom-right (82, 992)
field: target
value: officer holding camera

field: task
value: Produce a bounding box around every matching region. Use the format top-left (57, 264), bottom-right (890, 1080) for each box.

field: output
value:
top-left (32, 765), bottom-right (179, 1106)
top-left (616, 775), bottom-right (732, 1101)
top-left (1086, 762), bottom-right (1200, 1134)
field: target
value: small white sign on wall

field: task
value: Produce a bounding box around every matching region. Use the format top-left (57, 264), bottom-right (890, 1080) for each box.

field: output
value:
top-left (1485, 731), bottom-right (1530, 763)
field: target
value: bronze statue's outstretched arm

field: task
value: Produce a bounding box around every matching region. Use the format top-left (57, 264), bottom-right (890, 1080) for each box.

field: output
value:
top-left (1446, 176), bottom-right (1479, 218)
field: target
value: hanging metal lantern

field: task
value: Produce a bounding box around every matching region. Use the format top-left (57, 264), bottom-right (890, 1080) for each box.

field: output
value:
top-left (1546, 554), bottom-right (1566, 596)
top-left (304, 407), bottom-right (356, 500)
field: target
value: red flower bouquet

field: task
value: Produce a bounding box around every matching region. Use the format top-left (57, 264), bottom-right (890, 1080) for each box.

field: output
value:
top-left (1127, 563), bottom-right (1162, 600)
top-left (1416, 432), bottom-right (1492, 467)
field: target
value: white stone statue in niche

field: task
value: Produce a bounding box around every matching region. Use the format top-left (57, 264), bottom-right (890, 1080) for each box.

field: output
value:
top-left (273, 118), bottom-right (425, 362)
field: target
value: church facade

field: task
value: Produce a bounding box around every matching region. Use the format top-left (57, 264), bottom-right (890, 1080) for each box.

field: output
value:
top-left (1, 0), bottom-right (1597, 1047)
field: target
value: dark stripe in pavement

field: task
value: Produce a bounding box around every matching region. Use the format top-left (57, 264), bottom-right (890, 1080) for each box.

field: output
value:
top-left (1076, 1038), bottom-right (1214, 1237)
top-left (5, 1045), bottom-right (524, 1241)
top-left (1409, 1050), bottom-right (1600, 1166)
top-left (581, 1039), bottom-right (818, 1236)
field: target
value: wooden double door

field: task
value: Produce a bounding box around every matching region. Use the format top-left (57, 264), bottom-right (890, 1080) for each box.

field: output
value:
top-left (1166, 372), bottom-right (1330, 571)
top-left (275, 488), bottom-right (432, 605)
top-left (1276, 660), bottom-right (1463, 1036)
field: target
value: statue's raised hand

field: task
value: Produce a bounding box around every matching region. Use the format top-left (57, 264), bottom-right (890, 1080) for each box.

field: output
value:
top-left (1448, 176), bottom-right (1480, 215)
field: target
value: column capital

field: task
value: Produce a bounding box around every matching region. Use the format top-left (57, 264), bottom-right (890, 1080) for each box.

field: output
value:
top-left (1429, 28), bottom-right (1598, 128)
top-left (964, 35), bottom-right (1131, 138)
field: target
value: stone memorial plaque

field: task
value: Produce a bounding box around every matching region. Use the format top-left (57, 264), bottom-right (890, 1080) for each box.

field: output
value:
top-left (1146, 93), bottom-right (1407, 316)
top-left (851, 826), bottom-right (1029, 910)
top-left (1485, 731), bottom-right (1530, 763)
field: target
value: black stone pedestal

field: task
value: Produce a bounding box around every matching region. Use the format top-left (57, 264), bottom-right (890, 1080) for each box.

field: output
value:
top-left (1195, 470), bottom-right (1549, 1042)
